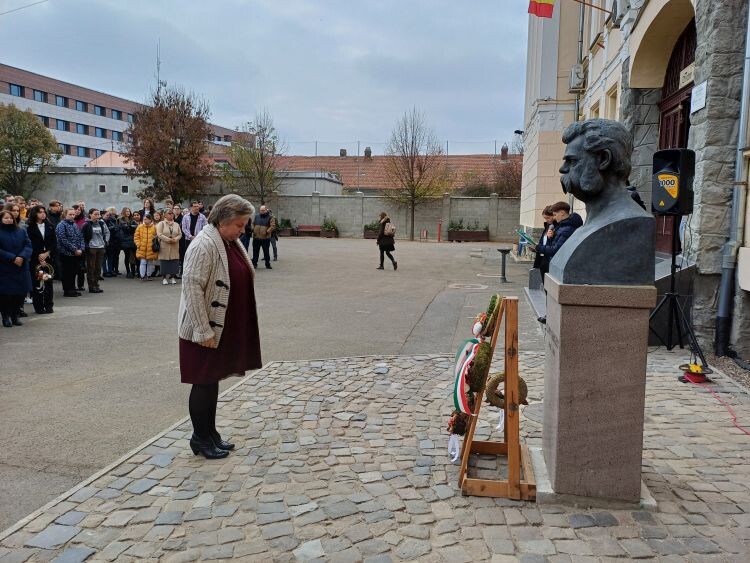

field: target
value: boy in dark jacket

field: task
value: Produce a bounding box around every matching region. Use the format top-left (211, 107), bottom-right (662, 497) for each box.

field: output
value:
top-left (534, 201), bottom-right (583, 262)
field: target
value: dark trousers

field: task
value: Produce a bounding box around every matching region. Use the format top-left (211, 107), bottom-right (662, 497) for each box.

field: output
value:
top-left (76, 256), bottom-right (85, 289)
top-left (60, 255), bottom-right (79, 293)
top-left (379, 248), bottom-right (395, 266)
top-left (106, 245), bottom-right (120, 274)
top-left (270, 237), bottom-right (278, 259)
top-left (0, 295), bottom-right (24, 318)
top-left (86, 248), bottom-right (105, 290)
top-left (252, 238), bottom-right (271, 267)
top-left (32, 279), bottom-right (54, 312)
top-left (121, 248), bottom-right (137, 276)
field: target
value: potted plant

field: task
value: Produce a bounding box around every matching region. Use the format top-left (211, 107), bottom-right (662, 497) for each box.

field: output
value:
top-left (363, 220), bottom-right (380, 239)
top-left (447, 219), bottom-right (490, 242)
top-left (277, 218), bottom-right (294, 237)
top-left (321, 216), bottom-right (338, 238)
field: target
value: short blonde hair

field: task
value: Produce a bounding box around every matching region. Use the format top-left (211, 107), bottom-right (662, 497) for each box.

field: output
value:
top-left (106, 206), bottom-right (117, 214)
top-left (208, 194), bottom-right (255, 226)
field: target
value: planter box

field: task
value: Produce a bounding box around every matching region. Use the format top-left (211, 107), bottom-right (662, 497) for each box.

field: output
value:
top-left (321, 229), bottom-right (338, 238)
top-left (448, 230), bottom-right (489, 242)
top-left (278, 228), bottom-right (294, 237)
top-left (364, 229), bottom-right (378, 239)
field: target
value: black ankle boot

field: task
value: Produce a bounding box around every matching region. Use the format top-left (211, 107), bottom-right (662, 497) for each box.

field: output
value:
top-left (2, 315), bottom-right (11, 328)
top-left (210, 431), bottom-right (235, 451)
top-left (189, 434), bottom-right (229, 459)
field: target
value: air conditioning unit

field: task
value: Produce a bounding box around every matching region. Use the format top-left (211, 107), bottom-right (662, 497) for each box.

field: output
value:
top-left (612, 0), bottom-right (628, 28)
top-left (569, 64), bottom-right (586, 94)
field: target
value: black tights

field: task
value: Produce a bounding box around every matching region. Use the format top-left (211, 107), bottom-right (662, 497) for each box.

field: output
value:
top-left (189, 383), bottom-right (219, 440)
top-left (379, 248), bottom-right (395, 266)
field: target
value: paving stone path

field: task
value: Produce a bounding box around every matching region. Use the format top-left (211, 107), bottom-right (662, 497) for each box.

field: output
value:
top-left (1, 350), bottom-right (749, 562)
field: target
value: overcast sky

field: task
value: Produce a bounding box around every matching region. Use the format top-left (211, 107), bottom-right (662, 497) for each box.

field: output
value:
top-left (1, 0), bottom-right (529, 155)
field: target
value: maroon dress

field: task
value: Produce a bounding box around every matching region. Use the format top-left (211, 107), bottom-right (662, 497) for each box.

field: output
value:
top-left (180, 242), bottom-right (262, 384)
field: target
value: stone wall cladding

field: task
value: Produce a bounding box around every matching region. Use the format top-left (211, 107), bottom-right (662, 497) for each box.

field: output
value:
top-left (620, 59), bottom-right (661, 205)
top-left (689, 0), bottom-right (748, 343)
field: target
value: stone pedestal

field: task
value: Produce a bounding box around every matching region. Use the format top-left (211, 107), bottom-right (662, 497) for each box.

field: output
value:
top-left (543, 275), bottom-right (656, 503)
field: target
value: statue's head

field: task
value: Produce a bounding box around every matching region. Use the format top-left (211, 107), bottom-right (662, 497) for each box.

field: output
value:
top-left (559, 119), bottom-right (632, 202)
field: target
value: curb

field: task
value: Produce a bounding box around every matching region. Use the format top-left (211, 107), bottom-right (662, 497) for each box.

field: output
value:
top-left (0, 361), bottom-right (274, 542)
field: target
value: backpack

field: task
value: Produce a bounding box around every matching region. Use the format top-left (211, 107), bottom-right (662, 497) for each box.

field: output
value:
top-left (384, 222), bottom-right (396, 236)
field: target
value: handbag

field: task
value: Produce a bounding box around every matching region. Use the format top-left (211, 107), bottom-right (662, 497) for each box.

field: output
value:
top-left (151, 233), bottom-right (160, 253)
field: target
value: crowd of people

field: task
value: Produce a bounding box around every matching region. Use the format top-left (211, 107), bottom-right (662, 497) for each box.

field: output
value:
top-left (0, 194), bottom-right (282, 329)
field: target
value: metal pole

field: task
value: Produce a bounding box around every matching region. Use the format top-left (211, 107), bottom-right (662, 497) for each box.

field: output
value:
top-left (715, 4), bottom-right (750, 355)
top-left (570, 2), bottom-right (585, 213)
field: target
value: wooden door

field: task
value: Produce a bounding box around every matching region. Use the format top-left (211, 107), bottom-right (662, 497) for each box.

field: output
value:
top-left (656, 20), bottom-right (695, 253)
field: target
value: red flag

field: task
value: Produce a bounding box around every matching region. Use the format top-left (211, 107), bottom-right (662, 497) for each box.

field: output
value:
top-left (529, 0), bottom-right (555, 18)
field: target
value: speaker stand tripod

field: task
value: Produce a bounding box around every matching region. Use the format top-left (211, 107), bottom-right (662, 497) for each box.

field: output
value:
top-left (649, 215), bottom-right (708, 368)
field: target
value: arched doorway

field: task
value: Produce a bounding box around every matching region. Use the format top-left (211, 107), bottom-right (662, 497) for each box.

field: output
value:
top-left (655, 19), bottom-right (696, 252)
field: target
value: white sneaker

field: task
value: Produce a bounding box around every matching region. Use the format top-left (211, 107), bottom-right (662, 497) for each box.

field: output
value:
top-left (162, 279), bottom-right (168, 285)
top-left (24, 297), bottom-right (33, 304)
top-left (170, 278), bottom-right (177, 285)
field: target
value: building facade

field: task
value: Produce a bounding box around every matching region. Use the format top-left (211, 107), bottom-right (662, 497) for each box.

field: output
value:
top-left (521, 0), bottom-right (750, 355)
top-left (0, 64), bottom-right (235, 166)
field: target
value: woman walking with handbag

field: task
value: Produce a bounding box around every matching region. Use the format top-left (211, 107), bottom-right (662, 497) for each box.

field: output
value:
top-left (376, 212), bottom-right (397, 270)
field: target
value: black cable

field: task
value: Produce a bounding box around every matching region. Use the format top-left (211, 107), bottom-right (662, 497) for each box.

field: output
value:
top-left (0, 0), bottom-right (50, 17)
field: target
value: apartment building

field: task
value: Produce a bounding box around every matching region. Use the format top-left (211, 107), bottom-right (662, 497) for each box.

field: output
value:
top-left (0, 64), bottom-right (235, 166)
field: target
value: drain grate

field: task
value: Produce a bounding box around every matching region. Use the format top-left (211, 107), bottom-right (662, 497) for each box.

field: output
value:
top-left (448, 283), bottom-right (488, 290)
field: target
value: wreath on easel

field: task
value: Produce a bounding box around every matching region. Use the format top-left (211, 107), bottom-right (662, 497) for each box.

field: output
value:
top-left (485, 372), bottom-right (529, 409)
top-left (448, 294), bottom-right (503, 462)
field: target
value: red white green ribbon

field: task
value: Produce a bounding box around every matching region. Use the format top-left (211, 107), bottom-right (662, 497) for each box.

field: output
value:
top-left (454, 339), bottom-right (480, 414)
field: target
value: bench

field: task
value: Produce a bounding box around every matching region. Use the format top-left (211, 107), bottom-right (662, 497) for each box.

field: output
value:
top-left (524, 267), bottom-right (547, 321)
top-left (296, 224), bottom-right (322, 237)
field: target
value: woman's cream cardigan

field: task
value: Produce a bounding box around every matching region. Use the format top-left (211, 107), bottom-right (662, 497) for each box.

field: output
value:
top-left (177, 224), bottom-right (254, 345)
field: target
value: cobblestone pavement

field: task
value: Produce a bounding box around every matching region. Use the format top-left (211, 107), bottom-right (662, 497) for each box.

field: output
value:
top-left (1, 349), bottom-right (749, 562)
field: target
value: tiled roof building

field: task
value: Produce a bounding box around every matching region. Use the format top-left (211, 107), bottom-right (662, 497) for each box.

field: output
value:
top-left (276, 152), bottom-right (522, 193)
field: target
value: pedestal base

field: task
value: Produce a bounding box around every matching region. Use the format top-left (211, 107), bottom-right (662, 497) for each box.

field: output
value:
top-left (543, 275), bottom-right (656, 503)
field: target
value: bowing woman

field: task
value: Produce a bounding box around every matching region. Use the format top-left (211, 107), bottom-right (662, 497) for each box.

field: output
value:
top-left (26, 205), bottom-right (56, 314)
top-left (178, 194), bottom-right (261, 459)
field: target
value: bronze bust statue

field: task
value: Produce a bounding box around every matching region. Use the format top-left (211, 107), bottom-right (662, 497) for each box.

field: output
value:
top-left (548, 119), bottom-right (655, 285)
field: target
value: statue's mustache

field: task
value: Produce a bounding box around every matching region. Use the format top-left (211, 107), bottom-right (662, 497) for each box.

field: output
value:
top-left (561, 175), bottom-right (570, 194)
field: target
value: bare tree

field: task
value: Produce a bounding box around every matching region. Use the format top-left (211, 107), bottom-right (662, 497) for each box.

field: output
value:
top-left (223, 110), bottom-right (286, 205)
top-left (123, 83), bottom-right (212, 203)
top-left (382, 108), bottom-right (450, 240)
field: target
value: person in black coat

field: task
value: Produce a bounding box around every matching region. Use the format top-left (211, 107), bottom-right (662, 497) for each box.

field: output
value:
top-left (0, 209), bottom-right (32, 327)
top-left (532, 205), bottom-right (554, 279)
top-left (376, 212), bottom-right (397, 270)
top-left (534, 201), bottom-right (584, 263)
top-left (118, 207), bottom-right (138, 278)
top-left (103, 207), bottom-right (122, 277)
top-left (26, 205), bottom-right (56, 314)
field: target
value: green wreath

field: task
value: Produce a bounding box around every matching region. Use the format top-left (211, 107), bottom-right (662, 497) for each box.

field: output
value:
top-left (484, 372), bottom-right (529, 408)
top-left (483, 294), bottom-right (502, 337)
top-left (467, 341), bottom-right (492, 392)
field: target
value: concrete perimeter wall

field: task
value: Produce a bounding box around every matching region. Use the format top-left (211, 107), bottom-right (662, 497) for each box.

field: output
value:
top-left (32, 170), bottom-right (519, 242)
top-left (268, 192), bottom-right (519, 241)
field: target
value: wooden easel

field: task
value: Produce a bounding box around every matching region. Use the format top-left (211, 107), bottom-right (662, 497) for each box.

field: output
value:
top-left (458, 296), bottom-right (536, 501)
